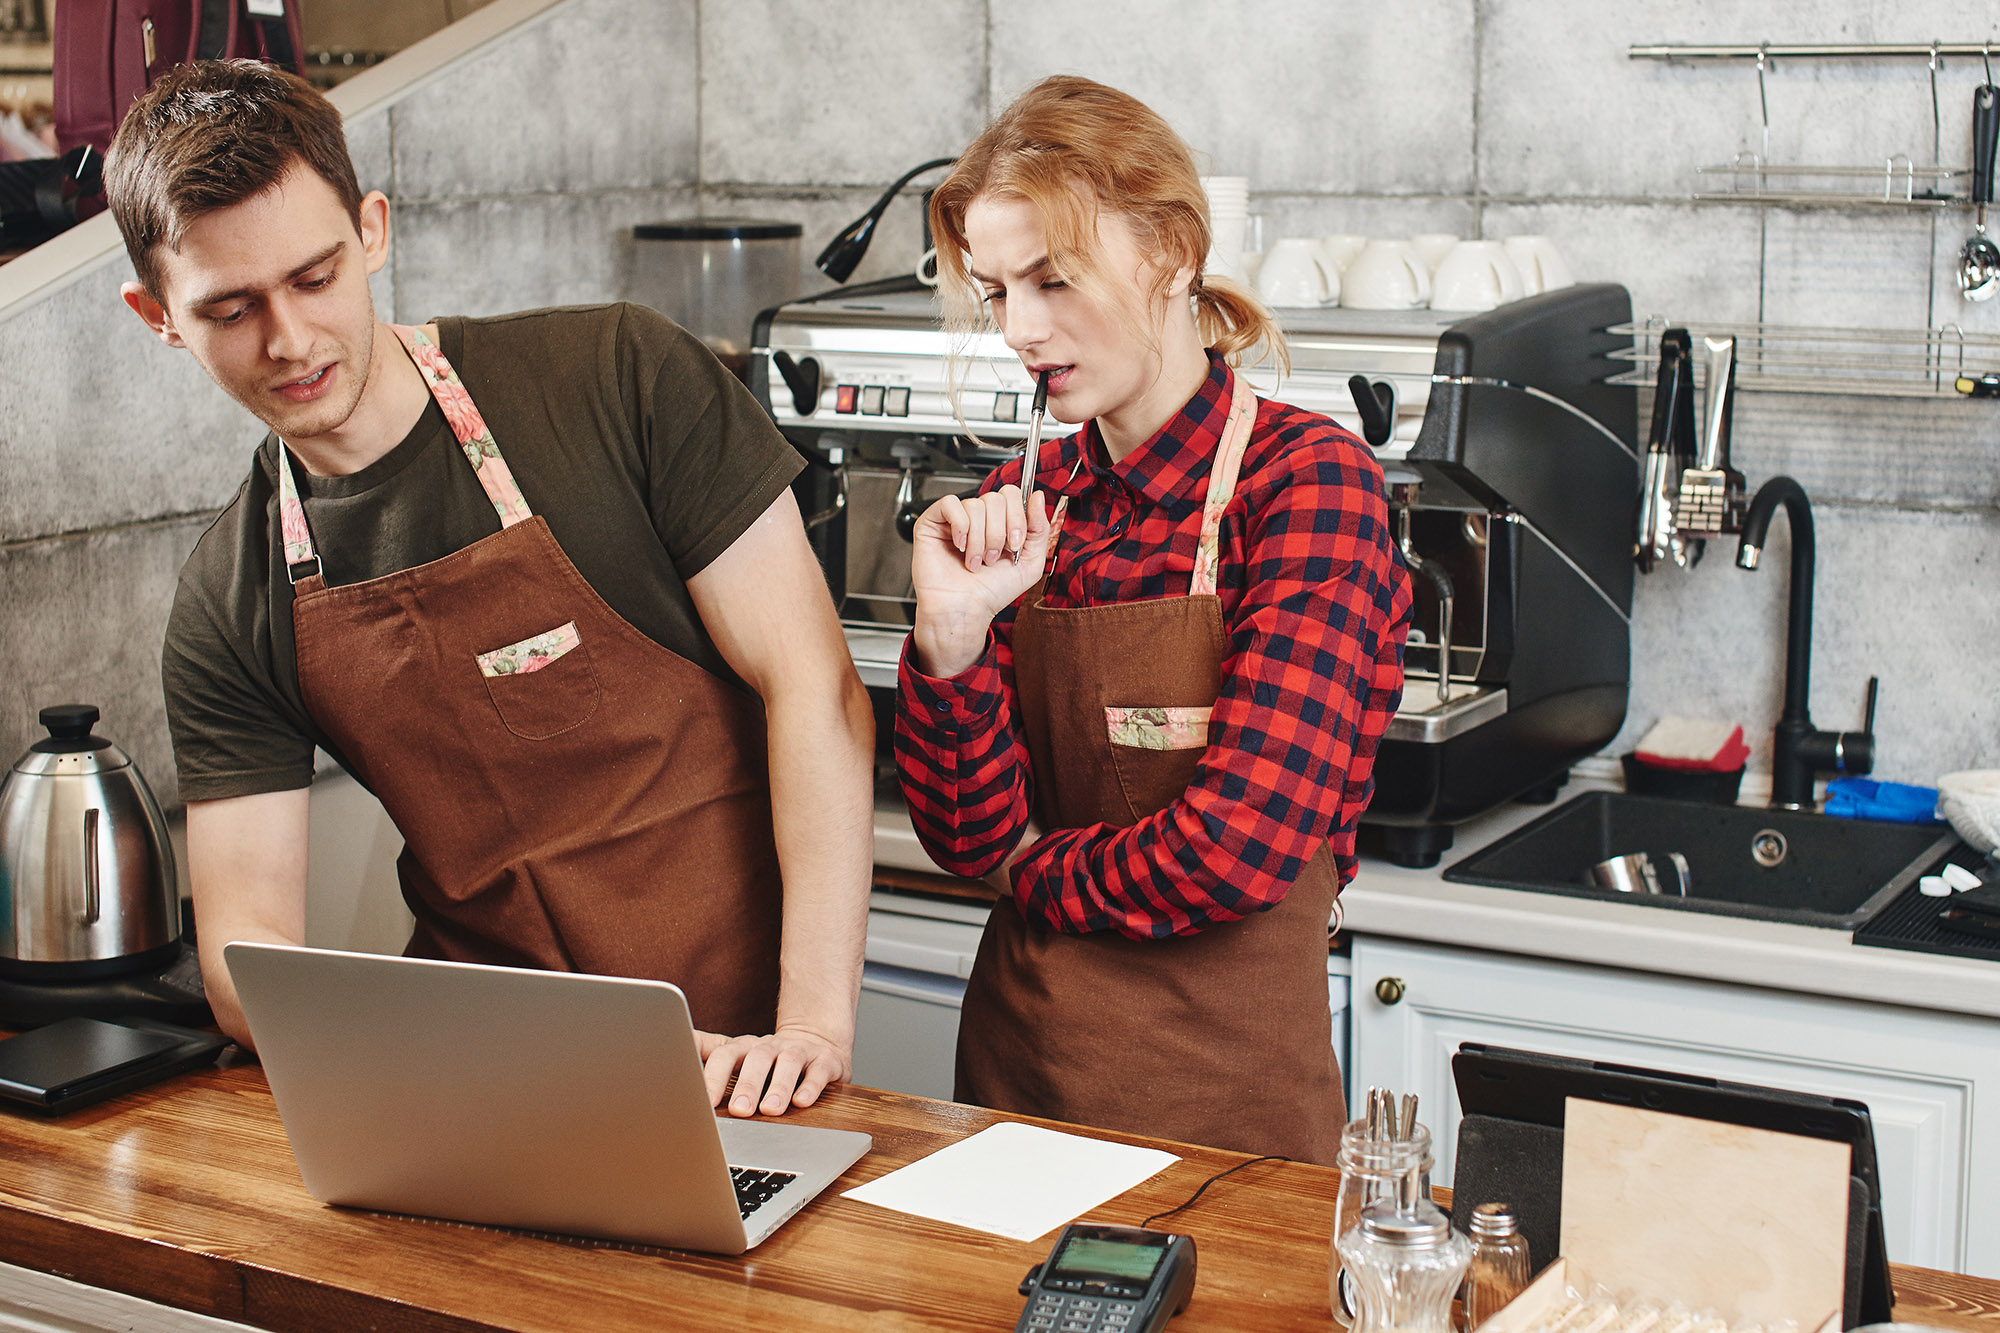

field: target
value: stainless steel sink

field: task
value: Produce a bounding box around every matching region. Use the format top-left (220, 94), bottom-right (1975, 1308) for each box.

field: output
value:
top-left (1443, 791), bottom-right (1963, 929)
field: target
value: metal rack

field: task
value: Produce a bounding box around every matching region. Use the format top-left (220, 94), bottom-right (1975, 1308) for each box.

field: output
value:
top-left (1611, 318), bottom-right (2000, 399)
top-left (1694, 156), bottom-right (1967, 208)
top-left (1623, 39), bottom-right (2000, 391)
top-left (1632, 40), bottom-right (1993, 210)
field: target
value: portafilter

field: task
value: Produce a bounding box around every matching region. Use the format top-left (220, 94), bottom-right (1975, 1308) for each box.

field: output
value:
top-left (0, 705), bottom-right (182, 979)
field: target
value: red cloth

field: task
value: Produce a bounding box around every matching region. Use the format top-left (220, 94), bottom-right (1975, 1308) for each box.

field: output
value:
top-left (1636, 724), bottom-right (1750, 772)
top-left (895, 355), bottom-right (1413, 939)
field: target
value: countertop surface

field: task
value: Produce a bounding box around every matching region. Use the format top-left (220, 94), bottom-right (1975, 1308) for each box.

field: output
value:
top-left (873, 783), bottom-right (2000, 1020)
top-left (1, 1053), bottom-right (1997, 1333)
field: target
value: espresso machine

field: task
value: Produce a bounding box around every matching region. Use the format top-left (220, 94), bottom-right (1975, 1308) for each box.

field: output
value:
top-left (753, 281), bottom-right (1638, 867)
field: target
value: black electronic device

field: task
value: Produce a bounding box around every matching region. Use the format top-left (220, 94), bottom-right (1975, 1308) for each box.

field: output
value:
top-left (1449, 1043), bottom-right (1892, 1329)
top-left (1015, 1223), bottom-right (1196, 1333)
top-left (0, 1016), bottom-right (226, 1113)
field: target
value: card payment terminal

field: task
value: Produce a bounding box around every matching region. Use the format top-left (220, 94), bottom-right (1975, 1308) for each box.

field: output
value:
top-left (1015, 1223), bottom-right (1197, 1333)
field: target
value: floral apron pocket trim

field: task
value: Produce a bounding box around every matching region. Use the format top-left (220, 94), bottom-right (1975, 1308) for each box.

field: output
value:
top-left (477, 622), bottom-right (581, 678)
top-left (1104, 705), bottom-right (1213, 751)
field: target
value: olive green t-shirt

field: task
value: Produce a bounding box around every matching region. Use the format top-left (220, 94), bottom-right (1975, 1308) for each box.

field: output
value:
top-left (163, 302), bottom-right (803, 802)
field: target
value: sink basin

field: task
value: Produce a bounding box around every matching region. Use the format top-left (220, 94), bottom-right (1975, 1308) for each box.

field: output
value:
top-left (1444, 791), bottom-right (1963, 929)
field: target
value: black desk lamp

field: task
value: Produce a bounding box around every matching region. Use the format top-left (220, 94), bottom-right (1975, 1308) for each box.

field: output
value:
top-left (816, 157), bottom-right (957, 283)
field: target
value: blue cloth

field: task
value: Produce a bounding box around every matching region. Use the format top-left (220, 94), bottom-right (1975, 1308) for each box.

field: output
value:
top-left (1823, 778), bottom-right (1944, 824)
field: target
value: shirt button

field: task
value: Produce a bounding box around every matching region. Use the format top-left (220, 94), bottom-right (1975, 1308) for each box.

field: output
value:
top-left (935, 700), bottom-right (950, 713)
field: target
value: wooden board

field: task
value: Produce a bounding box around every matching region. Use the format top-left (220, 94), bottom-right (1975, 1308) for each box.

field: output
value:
top-left (1561, 1098), bottom-right (1850, 1326)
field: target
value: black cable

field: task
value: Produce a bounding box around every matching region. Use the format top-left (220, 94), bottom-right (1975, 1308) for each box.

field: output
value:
top-left (1138, 1155), bottom-right (1291, 1230)
top-left (815, 156), bottom-right (957, 282)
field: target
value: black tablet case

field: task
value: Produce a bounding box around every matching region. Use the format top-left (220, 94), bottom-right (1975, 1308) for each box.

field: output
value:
top-left (1449, 1044), bottom-right (1892, 1329)
top-left (0, 1016), bottom-right (226, 1113)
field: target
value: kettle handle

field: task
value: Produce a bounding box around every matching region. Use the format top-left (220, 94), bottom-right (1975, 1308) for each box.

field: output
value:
top-left (82, 806), bottom-right (101, 925)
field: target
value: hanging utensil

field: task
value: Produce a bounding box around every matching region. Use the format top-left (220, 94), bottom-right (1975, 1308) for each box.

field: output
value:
top-left (1636, 328), bottom-right (1695, 571)
top-left (1959, 82), bottom-right (1999, 301)
top-left (1675, 336), bottom-right (1746, 540)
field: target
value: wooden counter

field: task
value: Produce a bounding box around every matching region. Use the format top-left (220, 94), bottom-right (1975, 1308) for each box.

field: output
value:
top-left (0, 1051), bottom-right (1994, 1332)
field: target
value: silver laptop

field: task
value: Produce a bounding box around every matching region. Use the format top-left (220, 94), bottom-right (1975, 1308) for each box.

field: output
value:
top-left (224, 942), bottom-right (871, 1254)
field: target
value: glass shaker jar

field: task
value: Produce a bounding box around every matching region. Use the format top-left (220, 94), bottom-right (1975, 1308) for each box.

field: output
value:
top-left (1462, 1202), bottom-right (1532, 1331)
top-left (1337, 1202), bottom-right (1473, 1333)
top-left (1330, 1119), bottom-right (1434, 1327)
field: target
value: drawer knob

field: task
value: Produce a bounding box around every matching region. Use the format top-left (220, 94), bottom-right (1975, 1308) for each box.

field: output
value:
top-left (1373, 976), bottom-right (1406, 1006)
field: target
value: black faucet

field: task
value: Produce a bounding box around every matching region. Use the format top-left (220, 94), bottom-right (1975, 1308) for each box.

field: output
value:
top-left (1734, 476), bottom-right (1877, 810)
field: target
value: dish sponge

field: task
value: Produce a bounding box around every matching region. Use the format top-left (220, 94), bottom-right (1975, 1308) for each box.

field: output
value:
top-left (1633, 716), bottom-right (1751, 773)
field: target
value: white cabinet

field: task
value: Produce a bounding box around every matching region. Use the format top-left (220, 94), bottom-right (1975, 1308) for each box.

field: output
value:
top-left (852, 894), bottom-right (986, 1100)
top-left (1350, 935), bottom-right (2000, 1278)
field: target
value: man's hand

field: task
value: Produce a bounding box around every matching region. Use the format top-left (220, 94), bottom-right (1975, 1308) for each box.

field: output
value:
top-left (687, 488), bottom-right (872, 1122)
top-left (695, 1025), bottom-right (853, 1117)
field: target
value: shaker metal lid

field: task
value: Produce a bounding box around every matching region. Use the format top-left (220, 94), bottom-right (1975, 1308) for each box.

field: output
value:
top-left (1358, 1202), bottom-right (1453, 1246)
top-left (12, 704), bottom-right (129, 776)
top-left (633, 218), bottom-right (803, 241)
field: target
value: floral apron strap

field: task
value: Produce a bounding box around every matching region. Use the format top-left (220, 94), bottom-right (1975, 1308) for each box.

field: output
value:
top-left (1043, 370), bottom-right (1260, 585)
top-left (278, 324), bottom-right (534, 584)
top-left (1189, 372), bottom-right (1259, 597)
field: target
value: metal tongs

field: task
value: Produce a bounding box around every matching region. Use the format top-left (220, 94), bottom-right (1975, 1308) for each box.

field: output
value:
top-left (1635, 328), bottom-right (1698, 570)
top-left (1010, 369), bottom-right (1051, 565)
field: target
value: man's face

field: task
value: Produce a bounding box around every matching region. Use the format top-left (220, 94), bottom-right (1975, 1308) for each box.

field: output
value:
top-left (126, 162), bottom-right (388, 444)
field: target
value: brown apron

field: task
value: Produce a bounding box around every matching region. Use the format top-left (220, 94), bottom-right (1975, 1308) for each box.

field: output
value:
top-left (954, 373), bottom-right (1348, 1165)
top-left (278, 324), bottom-right (783, 1036)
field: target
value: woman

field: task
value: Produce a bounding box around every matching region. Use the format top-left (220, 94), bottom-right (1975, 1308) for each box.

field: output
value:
top-left (894, 75), bottom-right (1412, 1167)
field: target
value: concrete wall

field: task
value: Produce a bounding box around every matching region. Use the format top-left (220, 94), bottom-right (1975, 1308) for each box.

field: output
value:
top-left (3, 0), bottom-right (1997, 806)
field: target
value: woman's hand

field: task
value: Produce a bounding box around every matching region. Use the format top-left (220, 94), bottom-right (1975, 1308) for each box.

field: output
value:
top-left (910, 484), bottom-right (1055, 678)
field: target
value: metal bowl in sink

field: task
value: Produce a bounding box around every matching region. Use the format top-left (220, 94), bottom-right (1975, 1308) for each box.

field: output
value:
top-left (1443, 791), bottom-right (1964, 928)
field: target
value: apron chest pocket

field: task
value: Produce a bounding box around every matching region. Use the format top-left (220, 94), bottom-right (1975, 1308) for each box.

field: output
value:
top-left (1105, 706), bottom-right (1212, 824)
top-left (1104, 706), bottom-right (1212, 750)
top-left (476, 621), bottom-right (600, 740)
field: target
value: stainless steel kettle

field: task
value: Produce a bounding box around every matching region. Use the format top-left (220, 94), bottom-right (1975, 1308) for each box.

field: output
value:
top-left (0, 705), bottom-right (182, 979)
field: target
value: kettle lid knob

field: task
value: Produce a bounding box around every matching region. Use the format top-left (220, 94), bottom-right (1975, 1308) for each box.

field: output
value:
top-left (39, 704), bottom-right (101, 741)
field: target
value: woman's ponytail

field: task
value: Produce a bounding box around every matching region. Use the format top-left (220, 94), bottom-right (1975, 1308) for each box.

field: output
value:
top-left (1194, 273), bottom-right (1290, 377)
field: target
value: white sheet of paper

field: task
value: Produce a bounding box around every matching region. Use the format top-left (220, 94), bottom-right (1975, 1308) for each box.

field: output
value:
top-left (841, 1120), bottom-right (1179, 1242)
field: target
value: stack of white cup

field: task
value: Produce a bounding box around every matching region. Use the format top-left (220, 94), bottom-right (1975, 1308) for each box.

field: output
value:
top-left (1200, 176), bottom-right (1250, 286)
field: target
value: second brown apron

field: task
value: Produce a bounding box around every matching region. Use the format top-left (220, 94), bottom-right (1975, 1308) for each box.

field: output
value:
top-left (953, 373), bottom-right (1348, 1166)
top-left (281, 325), bottom-right (783, 1037)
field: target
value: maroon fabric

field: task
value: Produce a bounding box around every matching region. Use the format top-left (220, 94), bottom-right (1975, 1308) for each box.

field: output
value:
top-left (955, 581), bottom-right (1348, 1165)
top-left (55, 0), bottom-right (305, 156)
top-left (291, 514), bottom-right (784, 1037)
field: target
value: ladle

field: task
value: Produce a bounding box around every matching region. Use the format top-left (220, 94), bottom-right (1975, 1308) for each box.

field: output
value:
top-left (1958, 79), bottom-right (1998, 301)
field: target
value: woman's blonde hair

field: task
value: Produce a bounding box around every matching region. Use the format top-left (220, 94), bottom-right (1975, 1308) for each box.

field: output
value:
top-left (929, 75), bottom-right (1287, 376)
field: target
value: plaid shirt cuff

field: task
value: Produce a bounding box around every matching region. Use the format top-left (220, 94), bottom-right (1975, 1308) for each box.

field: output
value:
top-left (898, 632), bottom-right (1007, 731)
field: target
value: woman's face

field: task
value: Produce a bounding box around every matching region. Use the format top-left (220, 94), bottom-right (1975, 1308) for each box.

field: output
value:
top-left (963, 193), bottom-right (1174, 429)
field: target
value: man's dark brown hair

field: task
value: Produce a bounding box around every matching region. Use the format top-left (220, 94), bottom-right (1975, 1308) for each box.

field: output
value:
top-left (106, 59), bottom-right (363, 300)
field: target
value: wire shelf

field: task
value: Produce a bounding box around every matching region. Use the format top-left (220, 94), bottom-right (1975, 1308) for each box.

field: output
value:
top-left (1610, 319), bottom-right (2000, 399)
top-left (1692, 155), bottom-right (1971, 208)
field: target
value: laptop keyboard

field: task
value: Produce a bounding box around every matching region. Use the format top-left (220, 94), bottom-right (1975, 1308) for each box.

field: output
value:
top-left (729, 1166), bottom-right (798, 1218)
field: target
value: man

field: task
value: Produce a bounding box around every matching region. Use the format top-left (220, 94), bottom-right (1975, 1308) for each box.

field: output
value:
top-left (107, 60), bottom-right (874, 1119)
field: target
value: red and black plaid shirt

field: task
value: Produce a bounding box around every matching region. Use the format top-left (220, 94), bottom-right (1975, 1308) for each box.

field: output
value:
top-left (895, 354), bottom-right (1413, 939)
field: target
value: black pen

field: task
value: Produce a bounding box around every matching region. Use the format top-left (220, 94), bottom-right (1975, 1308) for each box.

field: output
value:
top-left (1012, 369), bottom-right (1051, 565)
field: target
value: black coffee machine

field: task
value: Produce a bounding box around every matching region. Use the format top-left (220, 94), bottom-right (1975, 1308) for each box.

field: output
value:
top-left (1352, 285), bottom-right (1638, 866)
top-left (754, 281), bottom-right (1639, 868)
